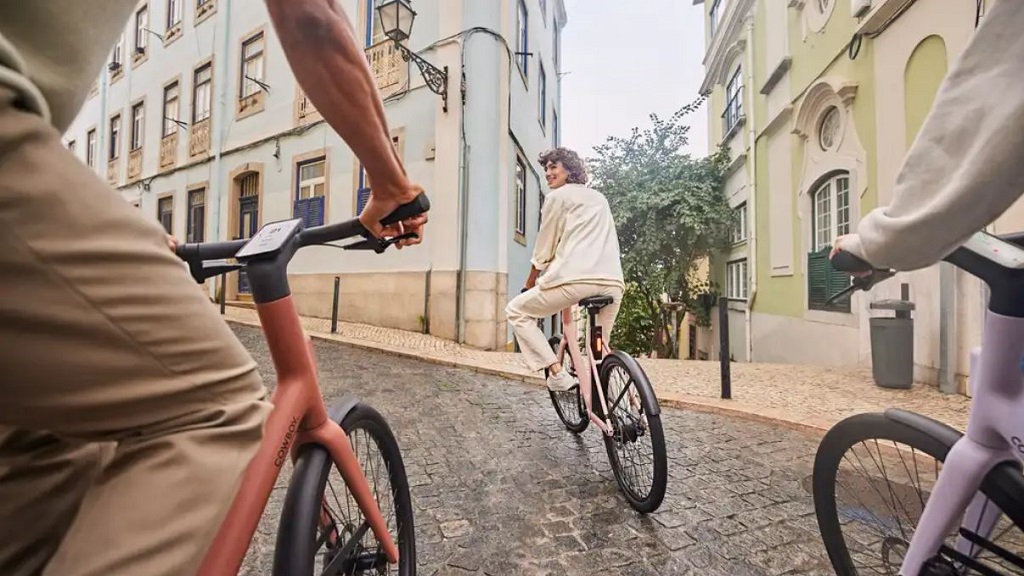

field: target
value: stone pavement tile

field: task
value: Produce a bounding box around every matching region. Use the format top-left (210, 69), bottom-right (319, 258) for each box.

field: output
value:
top-left (223, 305), bottom-right (973, 436)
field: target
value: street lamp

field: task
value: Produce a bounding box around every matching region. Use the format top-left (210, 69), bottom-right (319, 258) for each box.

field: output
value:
top-left (376, 0), bottom-right (449, 112)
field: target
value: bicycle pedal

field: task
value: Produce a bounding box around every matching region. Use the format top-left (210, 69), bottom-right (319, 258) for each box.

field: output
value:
top-left (921, 557), bottom-right (959, 576)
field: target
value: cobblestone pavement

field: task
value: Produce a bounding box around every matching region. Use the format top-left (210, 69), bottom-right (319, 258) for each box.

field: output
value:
top-left (224, 305), bottom-right (972, 433)
top-left (232, 323), bottom-right (838, 575)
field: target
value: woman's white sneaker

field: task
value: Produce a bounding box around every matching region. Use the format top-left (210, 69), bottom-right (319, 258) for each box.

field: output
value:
top-left (546, 370), bottom-right (576, 392)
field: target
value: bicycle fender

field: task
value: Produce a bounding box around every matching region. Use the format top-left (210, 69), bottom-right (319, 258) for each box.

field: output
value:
top-left (885, 408), bottom-right (1024, 527)
top-left (602, 350), bottom-right (661, 417)
top-left (327, 394), bottom-right (362, 424)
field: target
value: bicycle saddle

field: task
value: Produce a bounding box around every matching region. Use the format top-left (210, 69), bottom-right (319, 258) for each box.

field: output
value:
top-left (580, 295), bottom-right (614, 309)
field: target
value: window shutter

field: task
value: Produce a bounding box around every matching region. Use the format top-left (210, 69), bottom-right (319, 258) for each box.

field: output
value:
top-left (808, 246), bottom-right (853, 312)
top-left (308, 195), bottom-right (324, 227)
top-left (356, 187), bottom-right (371, 215)
top-left (807, 248), bottom-right (830, 310)
top-left (826, 257), bottom-right (852, 313)
top-left (294, 197), bottom-right (311, 228)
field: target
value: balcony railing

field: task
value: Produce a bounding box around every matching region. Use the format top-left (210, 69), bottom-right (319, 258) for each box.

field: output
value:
top-left (365, 40), bottom-right (408, 99)
top-left (127, 148), bottom-right (143, 181)
top-left (107, 158), bottom-right (120, 185)
top-left (160, 132), bottom-right (178, 170)
top-left (189, 118), bottom-right (211, 158)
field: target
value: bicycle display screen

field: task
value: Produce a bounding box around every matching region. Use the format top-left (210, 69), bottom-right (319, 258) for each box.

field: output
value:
top-left (235, 218), bottom-right (303, 259)
top-left (962, 231), bottom-right (1024, 269)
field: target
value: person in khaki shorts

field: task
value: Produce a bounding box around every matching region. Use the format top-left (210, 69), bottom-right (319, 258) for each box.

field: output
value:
top-left (0, 1), bottom-right (427, 575)
top-left (507, 147), bottom-right (626, 392)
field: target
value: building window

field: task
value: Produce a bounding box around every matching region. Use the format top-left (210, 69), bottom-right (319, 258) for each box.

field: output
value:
top-left (163, 82), bottom-right (179, 136)
top-left (240, 32), bottom-right (265, 98)
top-left (515, 155), bottom-right (527, 237)
top-left (813, 174), bottom-right (850, 251)
top-left (516, 0), bottom-right (529, 79)
top-left (186, 188), bottom-right (205, 243)
top-left (111, 34), bottom-right (124, 68)
top-left (87, 129), bottom-right (97, 166)
top-left (192, 63), bottom-right (212, 123)
top-left (808, 173), bottom-right (852, 312)
top-left (709, 0), bottom-right (723, 37)
top-left (109, 114), bottom-right (121, 160)
top-left (731, 202), bottom-right (747, 243)
top-left (158, 196), bottom-right (174, 234)
top-left (130, 102), bottom-right (145, 151)
top-left (726, 259), bottom-right (748, 300)
top-left (135, 5), bottom-right (150, 54)
top-left (539, 62), bottom-right (547, 129)
top-left (294, 157), bottom-right (326, 228)
top-left (724, 67), bottom-right (743, 135)
top-left (167, 0), bottom-right (183, 29)
top-left (818, 106), bottom-right (840, 151)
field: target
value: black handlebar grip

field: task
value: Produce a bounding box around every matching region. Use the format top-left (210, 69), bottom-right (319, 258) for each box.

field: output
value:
top-left (830, 249), bottom-right (874, 274)
top-left (379, 192), bottom-right (431, 227)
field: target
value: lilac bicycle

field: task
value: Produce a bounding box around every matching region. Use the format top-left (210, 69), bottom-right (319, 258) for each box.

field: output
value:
top-left (813, 231), bottom-right (1024, 575)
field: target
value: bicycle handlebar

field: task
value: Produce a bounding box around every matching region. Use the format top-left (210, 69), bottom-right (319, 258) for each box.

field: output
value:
top-left (174, 193), bottom-right (430, 284)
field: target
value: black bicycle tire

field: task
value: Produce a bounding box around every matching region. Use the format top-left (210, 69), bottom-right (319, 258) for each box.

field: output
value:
top-left (273, 402), bottom-right (416, 576)
top-left (598, 354), bottom-right (668, 514)
top-left (813, 412), bottom-right (1024, 575)
top-left (545, 336), bottom-right (589, 434)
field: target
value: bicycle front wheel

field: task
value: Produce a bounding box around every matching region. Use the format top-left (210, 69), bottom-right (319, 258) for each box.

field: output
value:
top-left (814, 412), bottom-right (1024, 575)
top-left (597, 352), bottom-right (668, 514)
top-left (273, 403), bottom-right (415, 576)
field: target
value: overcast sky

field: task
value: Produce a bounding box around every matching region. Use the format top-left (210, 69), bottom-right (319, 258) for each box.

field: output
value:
top-left (559, 0), bottom-right (709, 160)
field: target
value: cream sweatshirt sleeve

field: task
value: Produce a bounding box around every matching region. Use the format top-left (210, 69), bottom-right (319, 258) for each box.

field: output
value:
top-left (838, 0), bottom-right (1024, 271)
top-left (531, 190), bottom-right (564, 272)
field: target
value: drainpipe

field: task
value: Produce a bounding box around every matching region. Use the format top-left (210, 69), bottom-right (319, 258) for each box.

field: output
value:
top-left (208, 0), bottom-right (232, 301)
top-left (743, 13), bottom-right (758, 362)
top-left (98, 69), bottom-right (109, 181)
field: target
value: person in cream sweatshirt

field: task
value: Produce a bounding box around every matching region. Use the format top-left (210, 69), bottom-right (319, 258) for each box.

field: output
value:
top-left (506, 147), bottom-right (625, 392)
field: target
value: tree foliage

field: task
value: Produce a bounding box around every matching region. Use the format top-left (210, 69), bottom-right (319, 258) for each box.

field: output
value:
top-left (589, 98), bottom-right (734, 358)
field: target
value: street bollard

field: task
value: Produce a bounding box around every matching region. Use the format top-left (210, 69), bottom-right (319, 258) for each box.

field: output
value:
top-left (331, 276), bottom-right (340, 334)
top-left (719, 296), bottom-right (731, 400)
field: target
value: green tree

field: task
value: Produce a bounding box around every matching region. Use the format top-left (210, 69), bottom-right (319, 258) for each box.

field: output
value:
top-left (589, 98), bottom-right (734, 358)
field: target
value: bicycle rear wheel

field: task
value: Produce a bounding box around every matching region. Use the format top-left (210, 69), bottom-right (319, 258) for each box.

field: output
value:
top-left (273, 402), bottom-right (415, 576)
top-left (597, 352), bottom-right (668, 514)
top-left (814, 412), bottom-right (1024, 575)
top-left (545, 336), bottom-right (589, 434)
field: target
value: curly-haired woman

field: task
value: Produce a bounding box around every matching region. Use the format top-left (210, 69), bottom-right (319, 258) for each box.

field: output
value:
top-left (505, 147), bottom-right (625, 391)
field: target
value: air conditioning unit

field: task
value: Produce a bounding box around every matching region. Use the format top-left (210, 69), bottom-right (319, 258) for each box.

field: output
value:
top-left (851, 0), bottom-right (872, 17)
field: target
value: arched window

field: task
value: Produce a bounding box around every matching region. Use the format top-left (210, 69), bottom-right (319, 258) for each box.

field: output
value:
top-left (812, 173), bottom-right (850, 251)
top-left (808, 172), bottom-right (852, 312)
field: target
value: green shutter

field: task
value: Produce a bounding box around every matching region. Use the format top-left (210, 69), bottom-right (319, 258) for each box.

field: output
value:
top-left (807, 249), bottom-right (830, 310)
top-left (807, 246), bottom-right (852, 313)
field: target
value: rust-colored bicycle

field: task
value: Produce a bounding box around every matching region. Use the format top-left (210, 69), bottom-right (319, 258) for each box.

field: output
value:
top-left (174, 193), bottom-right (430, 575)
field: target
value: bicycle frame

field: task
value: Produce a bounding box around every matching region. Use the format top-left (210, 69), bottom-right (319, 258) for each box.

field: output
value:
top-left (194, 294), bottom-right (397, 575)
top-left (175, 195), bottom-right (432, 575)
top-left (555, 306), bottom-right (616, 435)
top-left (832, 231), bottom-right (1024, 575)
top-left (896, 307), bottom-right (1022, 574)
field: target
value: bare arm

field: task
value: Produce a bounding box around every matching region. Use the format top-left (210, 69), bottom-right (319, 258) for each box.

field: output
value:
top-left (264, 0), bottom-right (426, 243)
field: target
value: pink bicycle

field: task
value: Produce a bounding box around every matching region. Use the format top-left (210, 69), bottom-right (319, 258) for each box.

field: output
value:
top-left (544, 296), bottom-right (668, 513)
top-left (174, 194), bottom-right (429, 575)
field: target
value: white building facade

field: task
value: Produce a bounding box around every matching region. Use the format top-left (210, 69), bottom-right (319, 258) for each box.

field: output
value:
top-left (63, 0), bottom-right (568, 351)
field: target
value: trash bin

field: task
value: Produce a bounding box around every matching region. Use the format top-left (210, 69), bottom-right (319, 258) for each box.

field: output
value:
top-left (869, 298), bottom-right (916, 389)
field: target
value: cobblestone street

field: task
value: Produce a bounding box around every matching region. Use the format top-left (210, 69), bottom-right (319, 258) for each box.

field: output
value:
top-left (233, 324), bottom-right (836, 575)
